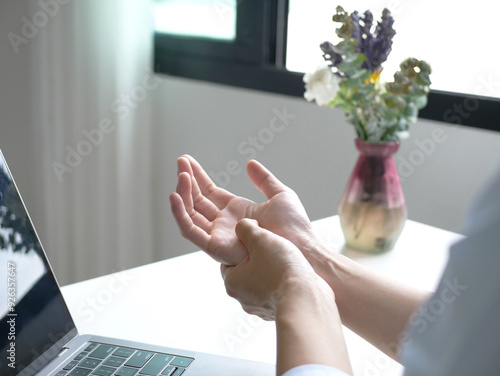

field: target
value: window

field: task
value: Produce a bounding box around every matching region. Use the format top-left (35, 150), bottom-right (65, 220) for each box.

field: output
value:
top-left (154, 0), bottom-right (237, 41)
top-left (154, 0), bottom-right (500, 131)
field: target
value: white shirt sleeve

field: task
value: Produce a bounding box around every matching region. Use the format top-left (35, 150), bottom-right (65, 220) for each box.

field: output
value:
top-left (282, 364), bottom-right (350, 376)
top-left (401, 165), bottom-right (500, 375)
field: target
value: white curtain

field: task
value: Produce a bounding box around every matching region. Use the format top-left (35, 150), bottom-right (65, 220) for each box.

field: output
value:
top-left (29, 0), bottom-right (159, 285)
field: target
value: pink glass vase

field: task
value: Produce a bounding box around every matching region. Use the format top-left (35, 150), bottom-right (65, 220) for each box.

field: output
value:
top-left (338, 138), bottom-right (407, 253)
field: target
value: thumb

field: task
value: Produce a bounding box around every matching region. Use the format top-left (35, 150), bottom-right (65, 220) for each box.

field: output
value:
top-left (235, 218), bottom-right (261, 253)
top-left (247, 160), bottom-right (288, 199)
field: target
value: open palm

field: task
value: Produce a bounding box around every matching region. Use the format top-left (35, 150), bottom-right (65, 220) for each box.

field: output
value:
top-left (169, 155), bottom-right (315, 266)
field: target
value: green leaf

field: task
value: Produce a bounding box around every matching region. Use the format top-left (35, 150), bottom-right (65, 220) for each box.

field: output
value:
top-left (380, 105), bottom-right (401, 118)
top-left (331, 89), bottom-right (355, 113)
top-left (334, 39), bottom-right (357, 55)
top-left (349, 68), bottom-right (368, 80)
top-left (417, 72), bottom-right (432, 86)
top-left (405, 102), bottom-right (418, 118)
top-left (386, 82), bottom-right (404, 95)
top-left (384, 94), bottom-right (406, 109)
top-left (338, 53), bottom-right (366, 74)
top-left (396, 119), bottom-right (408, 130)
top-left (343, 78), bottom-right (362, 88)
top-left (412, 95), bottom-right (428, 109)
top-left (419, 60), bottom-right (432, 74)
top-left (408, 86), bottom-right (427, 97)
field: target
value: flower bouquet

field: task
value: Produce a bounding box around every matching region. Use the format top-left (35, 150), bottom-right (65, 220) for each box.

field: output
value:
top-left (304, 6), bottom-right (432, 142)
top-left (304, 6), bottom-right (433, 252)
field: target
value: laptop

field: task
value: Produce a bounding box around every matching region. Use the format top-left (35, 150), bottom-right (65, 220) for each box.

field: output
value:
top-left (0, 151), bottom-right (274, 376)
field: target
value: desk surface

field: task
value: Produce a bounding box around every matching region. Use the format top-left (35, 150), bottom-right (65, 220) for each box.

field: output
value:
top-left (61, 216), bottom-right (463, 376)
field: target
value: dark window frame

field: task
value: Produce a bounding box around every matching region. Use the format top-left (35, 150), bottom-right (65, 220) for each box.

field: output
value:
top-left (154, 0), bottom-right (500, 132)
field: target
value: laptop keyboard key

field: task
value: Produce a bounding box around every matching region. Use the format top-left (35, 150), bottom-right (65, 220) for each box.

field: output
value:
top-left (124, 351), bottom-right (154, 368)
top-left (170, 357), bottom-right (193, 368)
top-left (171, 368), bottom-right (185, 376)
top-left (84, 343), bottom-right (99, 352)
top-left (139, 354), bottom-right (173, 375)
top-left (64, 361), bottom-right (79, 370)
top-left (161, 366), bottom-right (175, 376)
top-left (92, 366), bottom-right (117, 376)
top-left (89, 345), bottom-right (116, 359)
top-left (103, 356), bottom-right (126, 367)
top-left (113, 347), bottom-right (136, 358)
top-left (115, 367), bottom-right (139, 376)
top-left (68, 367), bottom-right (92, 376)
top-left (74, 352), bottom-right (88, 361)
top-left (79, 358), bottom-right (101, 369)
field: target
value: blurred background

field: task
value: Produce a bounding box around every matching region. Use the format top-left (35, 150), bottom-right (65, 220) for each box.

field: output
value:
top-left (1, 0), bottom-right (500, 285)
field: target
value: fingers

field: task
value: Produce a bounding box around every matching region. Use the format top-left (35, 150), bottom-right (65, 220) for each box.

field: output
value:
top-left (176, 172), bottom-right (194, 214)
top-left (169, 192), bottom-right (211, 251)
top-left (177, 157), bottom-right (220, 221)
top-left (220, 263), bottom-right (234, 282)
top-left (176, 172), bottom-right (214, 231)
top-left (176, 155), bottom-right (194, 177)
top-left (177, 155), bottom-right (234, 210)
top-left (179, 155), bottom-right (217, 197)
top-left (235, 218), bottom-right (263, 253)
top-left (246, 160), bottom-right (288, 199)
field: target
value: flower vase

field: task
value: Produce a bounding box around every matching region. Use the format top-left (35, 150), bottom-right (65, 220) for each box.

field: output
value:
top-left (338, 138), bottom-right (407, 253)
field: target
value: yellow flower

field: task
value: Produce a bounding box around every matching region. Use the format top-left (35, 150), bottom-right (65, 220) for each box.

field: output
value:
top-left (365, 68), bottom-right (383, 85)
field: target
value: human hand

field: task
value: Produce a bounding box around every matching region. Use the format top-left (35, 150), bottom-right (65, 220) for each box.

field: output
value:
top-left (220, 219), bottom-right (324, 321)
top-left (169, 155), bottom-right (317, 266)
top-left (223, 219), bottom-right (351, 376)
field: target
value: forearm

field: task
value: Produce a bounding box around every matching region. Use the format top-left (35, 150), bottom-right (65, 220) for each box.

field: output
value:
top-left (302, 238), bottom-right (430, 361)
top-left (275, 276), bottom-right (352, 376)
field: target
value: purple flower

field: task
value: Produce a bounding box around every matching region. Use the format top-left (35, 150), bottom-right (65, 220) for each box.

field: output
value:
top-left (354, 8), bottom-right (396, 71)
top-left (320, 41), bottom-right (342, 67)
top-left (364, 8), bottom-right (396, 71)
top-left (322, 7), bottom-right (396, 73)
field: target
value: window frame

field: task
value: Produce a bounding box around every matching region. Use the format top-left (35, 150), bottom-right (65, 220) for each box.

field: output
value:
top-left (154, 0), bottom-right (500, 132)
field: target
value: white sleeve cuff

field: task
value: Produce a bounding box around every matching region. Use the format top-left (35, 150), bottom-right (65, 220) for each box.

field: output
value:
top-left (282, 364), bottom-right (350, 376)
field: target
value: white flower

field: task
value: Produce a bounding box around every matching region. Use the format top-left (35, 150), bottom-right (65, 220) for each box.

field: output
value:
top-left (395, 131), bottom-right (410, 140)
top-left (303, 65), bottom-right (340, 106)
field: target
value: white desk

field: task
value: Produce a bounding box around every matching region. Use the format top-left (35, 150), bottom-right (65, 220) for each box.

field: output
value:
top-left (61, 216), bottom-right (463, 376)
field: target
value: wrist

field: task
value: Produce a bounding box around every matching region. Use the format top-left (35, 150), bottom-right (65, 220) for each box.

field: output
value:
top-left (274, 271), bottom-right (352, 376)
top-left (275, 271), bottom-right (336, 320)
top-left (299, 234), bottom-right (340, 283)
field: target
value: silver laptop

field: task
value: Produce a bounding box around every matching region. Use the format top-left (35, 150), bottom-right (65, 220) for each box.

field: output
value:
top-left (0, 151), bottom-right (274, 376)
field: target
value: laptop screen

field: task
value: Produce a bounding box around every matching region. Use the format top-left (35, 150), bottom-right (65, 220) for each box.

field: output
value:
top-left (0, 152), bottom-right (76, 376)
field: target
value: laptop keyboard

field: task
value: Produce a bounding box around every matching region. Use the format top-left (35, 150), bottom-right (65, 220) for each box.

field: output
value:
top-left (54, 342), bottom-right (194, 376)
